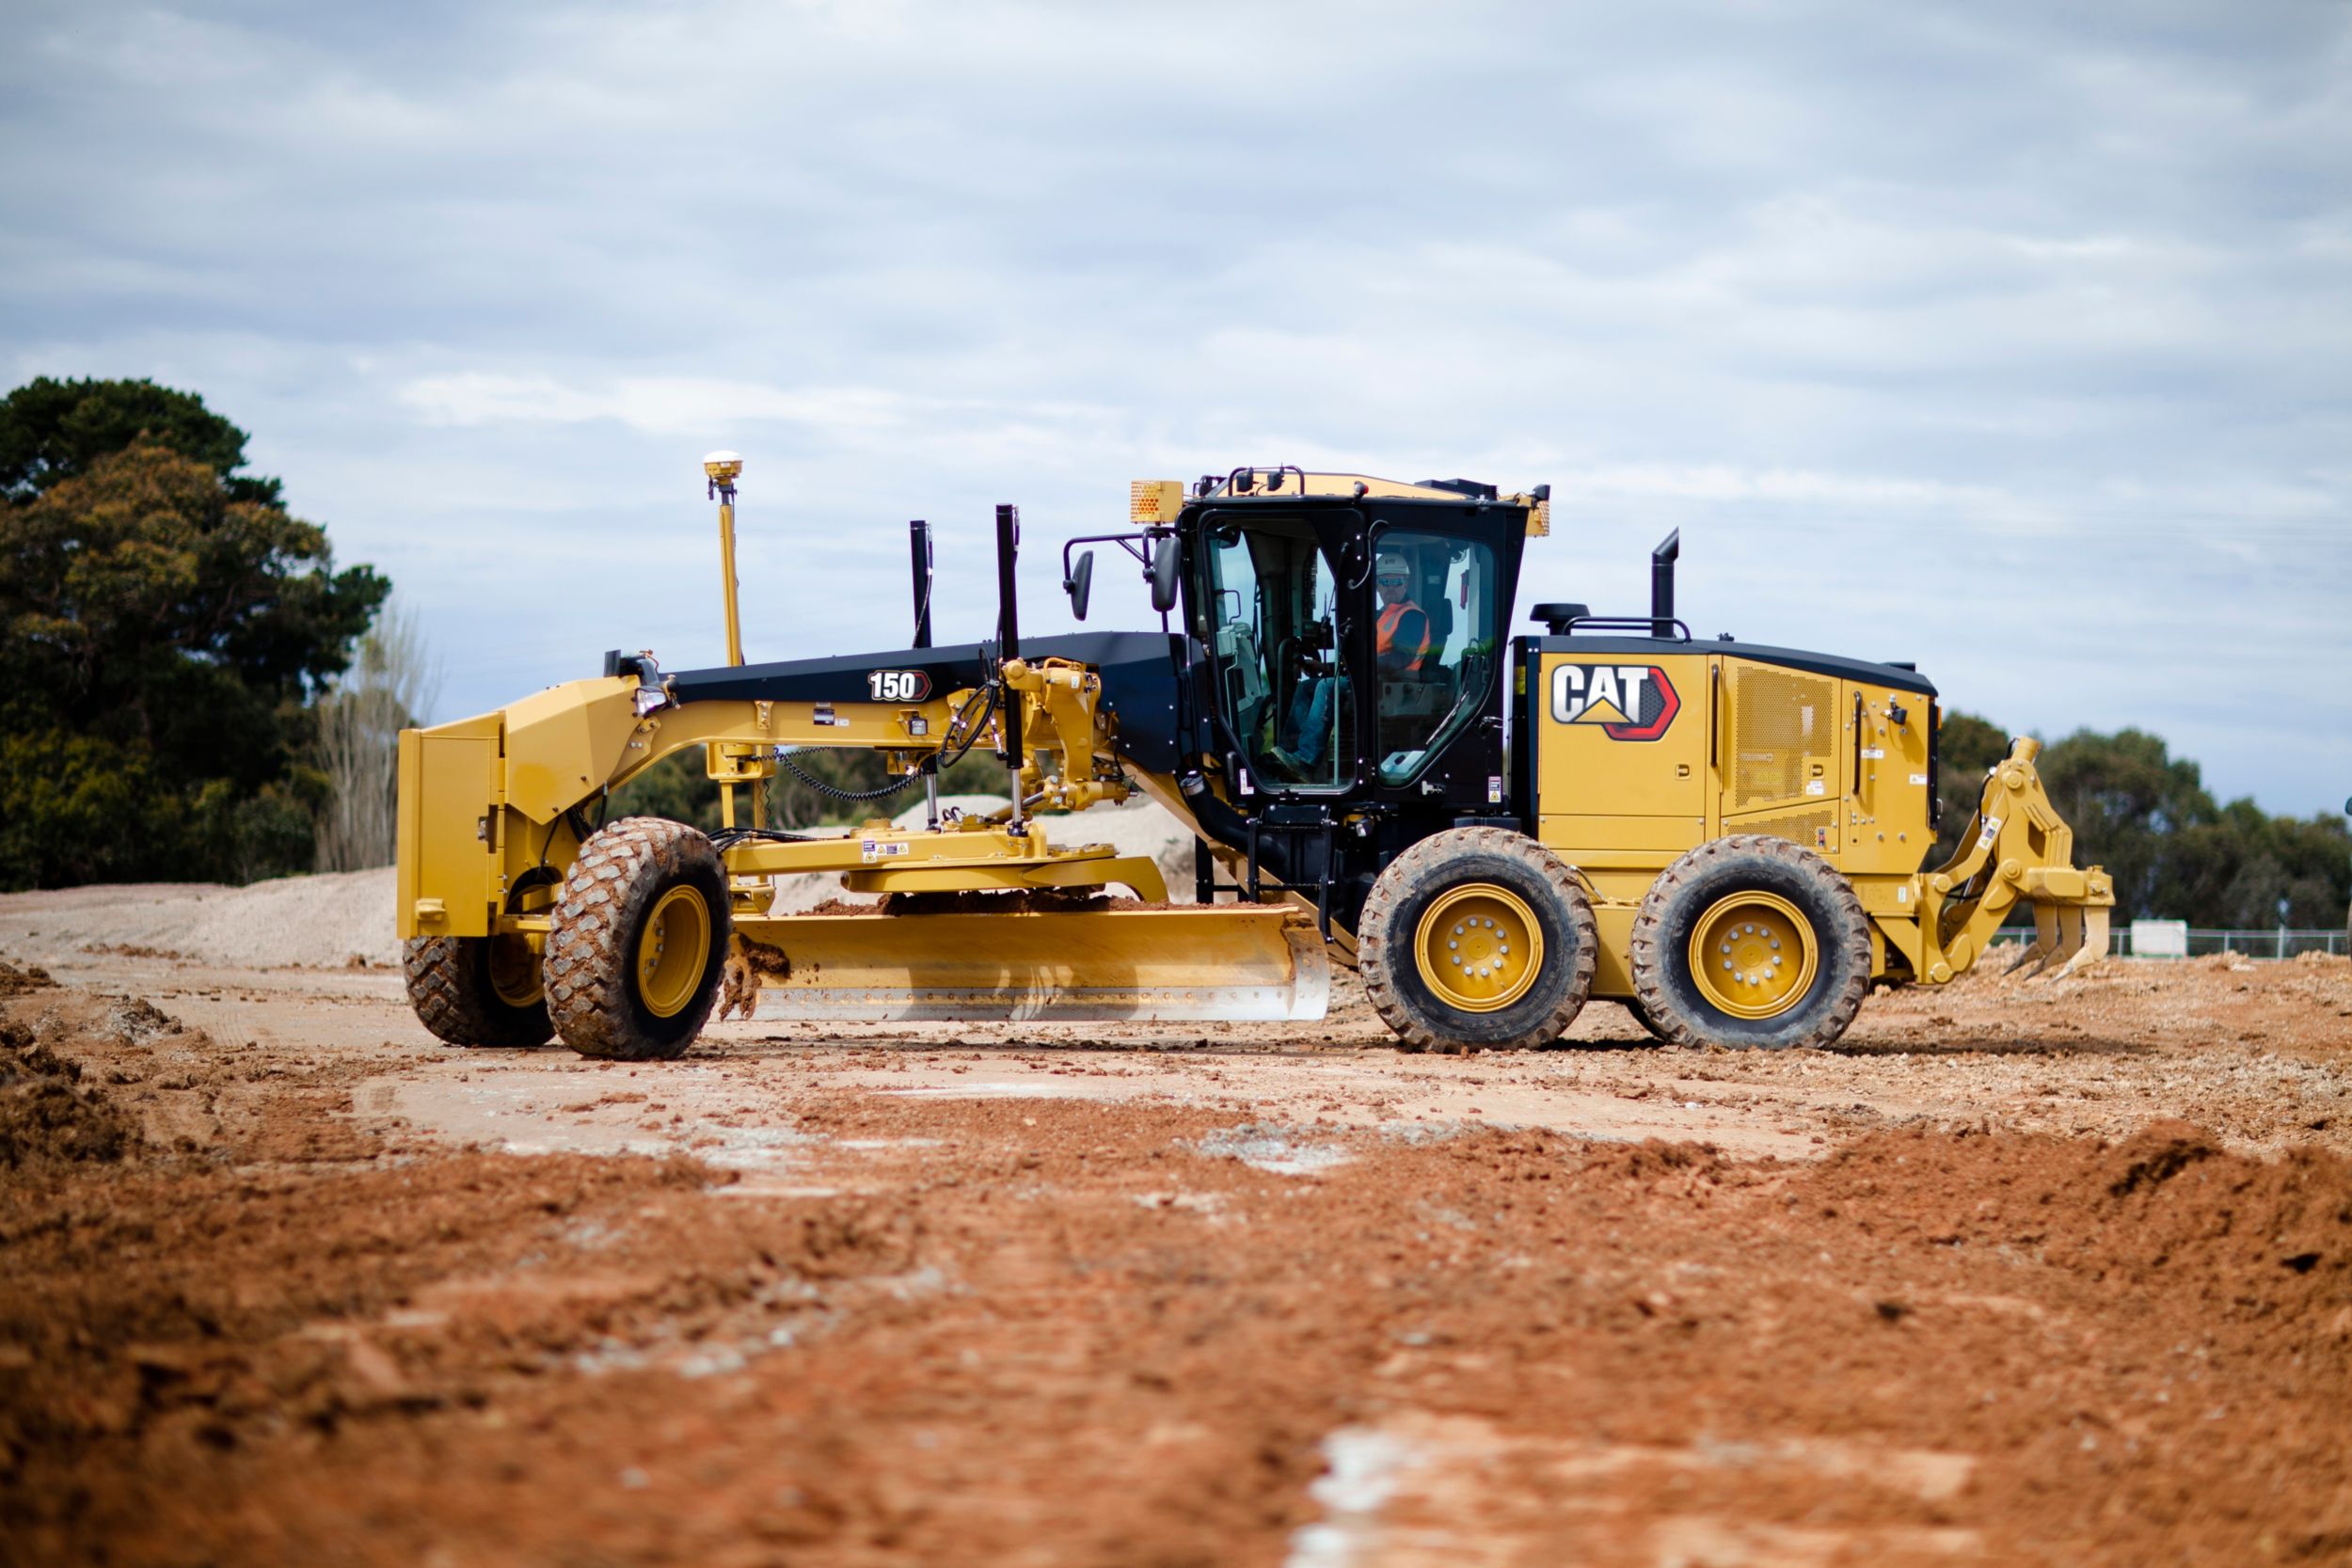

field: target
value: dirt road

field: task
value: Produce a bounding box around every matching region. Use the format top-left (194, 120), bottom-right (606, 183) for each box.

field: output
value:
top-left (4, 925), bottom-right (2350, 1566)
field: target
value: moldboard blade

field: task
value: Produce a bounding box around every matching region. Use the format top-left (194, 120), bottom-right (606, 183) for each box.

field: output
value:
top-left (727, 906), bottom-right (1330, 1024)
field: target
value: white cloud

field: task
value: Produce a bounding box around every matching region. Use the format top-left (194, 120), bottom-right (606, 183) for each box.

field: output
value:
top-left (1, 0), bottom-right (2346, 812)
top-left (397, 372), bottom-right (909, 435)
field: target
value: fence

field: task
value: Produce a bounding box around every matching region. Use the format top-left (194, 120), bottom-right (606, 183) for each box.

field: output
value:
top-left (2159, 927), bottom-right (2342, 959)
top-left (2035, 925), bottom-right (2351, 960)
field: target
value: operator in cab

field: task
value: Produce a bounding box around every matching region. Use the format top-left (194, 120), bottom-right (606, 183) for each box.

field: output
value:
top-left (1372, 549), bottom-right (1433, 677)
top-left (1271, 549), bottom-right (1430, 779)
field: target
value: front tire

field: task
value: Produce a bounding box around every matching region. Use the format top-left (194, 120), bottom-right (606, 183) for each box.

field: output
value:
top-left (1359, 827), bottom-right (1597, 1053)
top-left (403, 935), bottom-right (554, 1048)
top-left (1629, 835), bottom-right (1869, 1051)
top-left (545, 817), bottom-right (730, 1061)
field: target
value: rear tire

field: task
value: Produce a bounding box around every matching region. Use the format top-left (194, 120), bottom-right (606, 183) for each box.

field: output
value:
top-left (1629, 835), bottom-right (1869, 1051)
top-left (545, 817), bottom-right (730, 1061)
top-left (403, 935), bottom-right (554, 1049)
top-left (1620, 994), bottom-right (1667, 1042)
top-left (1359, 827), bottom-right (1597, 1053)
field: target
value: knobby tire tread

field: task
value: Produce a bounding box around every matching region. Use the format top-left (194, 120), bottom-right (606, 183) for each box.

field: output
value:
top-left (1628, 833), bottom-right (1870, 1052)
top-left (1359, 826), bottom-right (1597, 1053)
top-left (545, 816), bottom-right (728, 1062)
top-left (402, 936), bottom-right (553, 1049)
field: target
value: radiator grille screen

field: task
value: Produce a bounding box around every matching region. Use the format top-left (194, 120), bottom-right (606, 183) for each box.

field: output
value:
top-left (1733, 667), bottom-right (1835, 810)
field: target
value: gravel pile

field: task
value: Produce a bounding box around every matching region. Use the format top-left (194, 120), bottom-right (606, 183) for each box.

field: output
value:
top-left (0, 870), bottom-right (401, 971)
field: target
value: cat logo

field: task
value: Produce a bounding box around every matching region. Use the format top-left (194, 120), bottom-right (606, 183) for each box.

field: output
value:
top-left (1549, 662), bottom-right (1680, 741)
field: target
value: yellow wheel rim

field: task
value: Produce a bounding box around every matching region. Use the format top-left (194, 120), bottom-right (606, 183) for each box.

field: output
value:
top-left (486, 934), bottom-right (544, 1008)
top-left (636, 885), bottom-right (711, 1019)
top-left (1688, 891), bottom-right (1818, 1020)
top-left (1413, 884), bottom-right (1543, 1014)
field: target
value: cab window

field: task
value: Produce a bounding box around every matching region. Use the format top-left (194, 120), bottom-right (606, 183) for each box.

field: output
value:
top-left (1373, 532), bottom-right (1497, 786)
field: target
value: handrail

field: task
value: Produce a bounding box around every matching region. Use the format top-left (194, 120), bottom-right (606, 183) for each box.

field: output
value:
top-left (1562, 614), bottom-right (1693, 641)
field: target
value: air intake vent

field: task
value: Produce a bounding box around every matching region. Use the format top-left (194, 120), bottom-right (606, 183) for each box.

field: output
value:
top-left (1733, 667), bottom-right (1835, 810)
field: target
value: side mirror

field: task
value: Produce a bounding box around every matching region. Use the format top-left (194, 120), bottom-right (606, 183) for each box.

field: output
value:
top-left (1065, 550), bottom-right (1095, 622)
top-left (1149, 536), bottom-right (1181, 614)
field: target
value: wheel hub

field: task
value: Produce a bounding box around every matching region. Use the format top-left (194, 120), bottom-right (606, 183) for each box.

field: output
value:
top-left (637, 886), bottom-right (712, 1019)
top-left (1413, 884), bottom-right (1543, 1013)
top-left (1687, 891), bottom-right (1818, 1020)
top-left (485, 933), bottom-right (545, 1008)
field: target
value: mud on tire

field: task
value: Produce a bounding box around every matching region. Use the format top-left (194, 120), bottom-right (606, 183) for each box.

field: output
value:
top-left (544, 817), bottom-right (730, 1062)
top-left (403, 935), bottom-right (555, 1049)
top-left (1629, 834), bottom-right (1870, 1052)
top-left (1359, 827), bottom-right (1597, 1053)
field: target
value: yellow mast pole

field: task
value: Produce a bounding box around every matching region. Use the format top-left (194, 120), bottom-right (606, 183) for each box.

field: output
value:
top-left (704, 451), bottom-right (749, 831)
top-left (705, 450), bottom-right (746, 667)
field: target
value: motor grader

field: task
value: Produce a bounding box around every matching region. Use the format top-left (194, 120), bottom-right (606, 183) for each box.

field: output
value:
top-left (396, 456), bottom-right (2111, 1060)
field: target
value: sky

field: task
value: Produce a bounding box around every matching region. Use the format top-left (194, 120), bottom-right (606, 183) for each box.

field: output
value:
top-left (3, 0), bottom-right (2346, 815)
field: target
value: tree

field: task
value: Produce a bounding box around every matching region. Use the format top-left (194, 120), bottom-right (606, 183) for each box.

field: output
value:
top-left (1, 375), bottom-right (281, 506)
top-left (0, 379), bottom-right (388, 889)
top-left (2035, 727), bottom-right (2220, 920)
top-left (1925, 712), bottom-right (2347, 927)
top-left (314, 601), bottom-right (441, 871)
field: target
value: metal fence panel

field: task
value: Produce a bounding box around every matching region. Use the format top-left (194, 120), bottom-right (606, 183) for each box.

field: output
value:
top-left (2088, 927), bottom-right (2348, 959)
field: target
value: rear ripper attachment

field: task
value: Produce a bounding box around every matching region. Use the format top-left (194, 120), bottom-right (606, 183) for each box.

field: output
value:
top-left (397, 452), bottom-right (2113, 1060)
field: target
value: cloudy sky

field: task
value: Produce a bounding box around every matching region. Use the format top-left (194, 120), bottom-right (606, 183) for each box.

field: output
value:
top-left (4, 0), bottom-right (2346, 814)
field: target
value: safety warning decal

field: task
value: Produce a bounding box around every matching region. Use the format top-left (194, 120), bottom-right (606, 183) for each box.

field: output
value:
top-left (1549, 663), bottom-right (1680, 742)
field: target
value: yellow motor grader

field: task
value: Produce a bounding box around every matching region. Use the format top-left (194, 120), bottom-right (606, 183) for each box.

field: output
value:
top-left (396, 456), bottom-right (2110, 1059)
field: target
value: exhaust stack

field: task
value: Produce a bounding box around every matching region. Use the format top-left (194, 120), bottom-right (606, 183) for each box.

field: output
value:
top-left (1650, 528), bottom-right (1679, 639)
top-left (911, 518), bottom-right (939, 829)
top-left (994, 504), bottom-right (1025, 830)
top-left (908, 519), bottom-right (934, 648)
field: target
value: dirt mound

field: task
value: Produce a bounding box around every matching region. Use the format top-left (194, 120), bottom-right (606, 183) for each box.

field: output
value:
top-left (0, 1018), bottom-right (140, 1168)
top-left (0, 959), bottom-right (54, 998)
top-left (1795, 1120), bottom-right (2352, 1381)
top-left (0, 869), bottom-right (399, 970)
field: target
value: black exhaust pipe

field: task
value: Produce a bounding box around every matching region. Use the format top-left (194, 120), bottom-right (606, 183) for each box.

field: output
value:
top-left (1650, 529), bottom-right (1679, 639)
top-left (993, 505), bottom-right (1024, 822)
top-left (909, 519), bottom-right (933, 648)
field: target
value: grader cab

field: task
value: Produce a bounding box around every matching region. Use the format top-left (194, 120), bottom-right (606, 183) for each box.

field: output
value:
top-left (396, 457), bottom-right (2110, 1060)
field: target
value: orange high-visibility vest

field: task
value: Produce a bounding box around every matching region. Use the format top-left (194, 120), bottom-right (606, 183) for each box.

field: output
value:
top-left (1376, 601), bottom-right (1431, 674)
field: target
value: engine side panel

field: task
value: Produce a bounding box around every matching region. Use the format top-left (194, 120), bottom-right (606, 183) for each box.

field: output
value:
top-left (1522, 638), bottom-right (1942, 994)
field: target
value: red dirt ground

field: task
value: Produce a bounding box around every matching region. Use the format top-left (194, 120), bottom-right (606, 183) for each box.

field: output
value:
top-left (3, 950), bottom-right (2350, 1566)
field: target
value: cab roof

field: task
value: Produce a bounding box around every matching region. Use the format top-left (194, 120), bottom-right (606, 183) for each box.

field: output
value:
top-left (1191, 467), bottom-right (1539, 504)
top-left (1184, 467), bottom-right (1549, 534)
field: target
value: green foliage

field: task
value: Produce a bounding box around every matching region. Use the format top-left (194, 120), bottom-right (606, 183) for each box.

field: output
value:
top-left (1932, 712), bottom-right (2349, 928)
top-left (0, 380), bottom-right (388, 889)
top-left (1, 375), bottom-right (281, 506)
